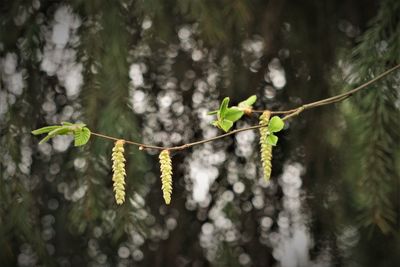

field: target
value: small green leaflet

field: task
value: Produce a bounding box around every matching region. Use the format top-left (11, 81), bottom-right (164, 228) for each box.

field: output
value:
top-left (238, 95), bottom-right (257, 108)
top-left (224, 108), bottom-right (244, 122)
top-left (207, 110), bottom-right (218, 115)
top-left (32, 122), bottom-right (91, 147)
top-left (31, 125), bottom-right (61, 135)
top-left (218, 97), bottom-right (230, 119)
top-left (267, 134), bottom-right (278, 146)
top-left (74, 127), bottom-right (91, 146)
top-left (268, 116), bottom-right (284, 133)
top-left (265, 116), bottom-right (285, 146)
top-left (218, 119), bottom-right (233, 132)
top-left (212, 119), bottom-right (233, 132)
top-left (208, 95), bottom-right (257, 132)
top-left (38, 126), bottom-right (73, 144)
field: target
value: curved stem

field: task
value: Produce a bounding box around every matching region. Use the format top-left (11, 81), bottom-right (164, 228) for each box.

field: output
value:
top-left (90, 132), bottom-right (166, 150)
top-left (90, 63), bottom-right (400, 151)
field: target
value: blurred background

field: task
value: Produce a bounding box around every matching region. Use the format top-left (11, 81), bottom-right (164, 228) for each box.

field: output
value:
top-left (1, 0), bottom-right (399, 266)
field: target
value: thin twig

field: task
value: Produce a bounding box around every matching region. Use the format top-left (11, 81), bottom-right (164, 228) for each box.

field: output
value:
top-left (91, 132), bottom-right (166, 150)
top-left (90, 63), bottom-right (400, 151)
top-left (252, 109), bottom-right (297, 115)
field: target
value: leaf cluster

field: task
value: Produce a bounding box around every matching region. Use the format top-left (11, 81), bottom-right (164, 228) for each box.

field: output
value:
top-left (265, 116), bottom-right (285, 146)
top-left (31, 122), bottom-right (91, 147)
top-left (208, 95), bottom-right (257, 132)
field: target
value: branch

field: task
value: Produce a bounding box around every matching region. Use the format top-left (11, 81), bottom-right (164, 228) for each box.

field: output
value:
top-left (91, 63), bottom-right (400, 151)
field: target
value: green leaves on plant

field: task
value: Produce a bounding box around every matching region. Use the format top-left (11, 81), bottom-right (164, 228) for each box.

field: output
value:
top-left (74, 127), bottom-right (91, 146)
top-left (266, 134), bottom-right (278, 146)
top-left (207, 110), bottom-right (218, 115)
top-left (238, 95), bottom-right (257, 108)
top-left (224, 108), bottom-right (244, 122)
top-left (38, 127), bottom-right (72, 144)
top-left (32, 122), bottom-right (91, 147)
top-left (261, 116), bottom-right (285, 146)
top-left (213, 119), bottom-right (233, 132)
top-left (208, 95), bottom-right (257, 132)
top-left (31, 125), bottom-right (61, 135)
top-left (218, 97), bottom-right (230, 119)
top-left (268, 116), bottom-right (284, 133)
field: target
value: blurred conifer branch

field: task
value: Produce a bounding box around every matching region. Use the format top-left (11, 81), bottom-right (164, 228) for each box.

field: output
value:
top-left (342, 0), bottom-right (400, 233)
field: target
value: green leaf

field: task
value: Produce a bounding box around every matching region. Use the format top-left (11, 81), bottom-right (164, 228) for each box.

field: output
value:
top-left (47, 126), bottom-right (72, 137)
top-left (38, 127), bottom-right (73, 144)
top-left (239, 95), bottom-right (257, 108)
top-left (218, 119), bottom-right (233, 132)
top-left (61, 122), bottom-right (73, 126)
top-left (267, 134), bottom-right (278, 146)
top-left (74, 127), bottom-right (91, 146)
top-left (38, 135), bottom-right (54, 144)
top-left (218, 97), bottom-right (230, 119)
top-left (72, 123), bottom-right (86, 129)
top-left (31, 126), bottom-right (61, 135)
top-left (268, 116), bottom-right (284, 132)
top-left (224, 107), bottom-right (244, 122)
top-left (207, 110), bottom-right (218, 115)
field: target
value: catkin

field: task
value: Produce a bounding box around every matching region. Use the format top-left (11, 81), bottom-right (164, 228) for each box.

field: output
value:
top-left (112, 140), bottom-right (126, 205)
top-left (159, 150), bottom-right (173, 205)
top-left (259, 111), bottom-right (273, 182)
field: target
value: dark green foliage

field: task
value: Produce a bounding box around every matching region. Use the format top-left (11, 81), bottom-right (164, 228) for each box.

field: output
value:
top-left (345, 0), bottom-right (400, 233)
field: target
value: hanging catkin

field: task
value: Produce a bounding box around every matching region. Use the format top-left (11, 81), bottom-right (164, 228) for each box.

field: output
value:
top-left (259, 111), bottom-right (272, 181)
top-left (112, 140), bottom-right (126, 204)
top-left (159, 150), bottom-right (172, 205)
